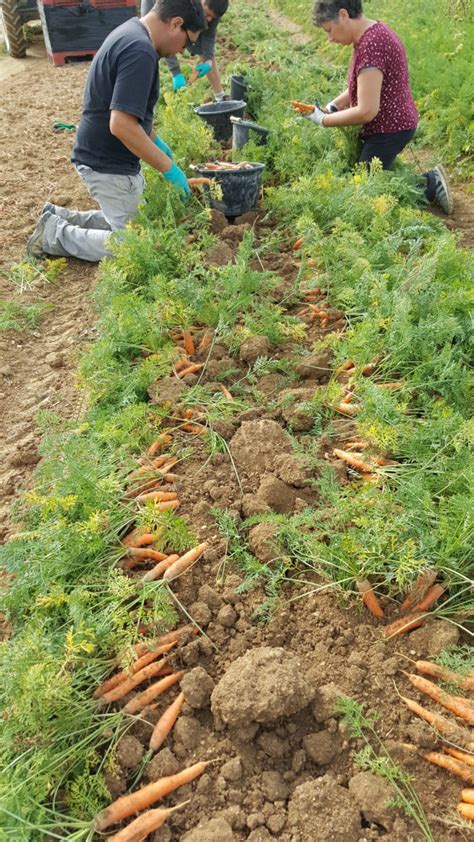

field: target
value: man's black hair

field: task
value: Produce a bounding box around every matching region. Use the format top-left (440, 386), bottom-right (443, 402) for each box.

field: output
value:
top-left (154, 0), bottom-right (207, 30)
top-left (312, 0), bottom-right (363, 25)
top-left (207, 0), bottom-right (229, 17)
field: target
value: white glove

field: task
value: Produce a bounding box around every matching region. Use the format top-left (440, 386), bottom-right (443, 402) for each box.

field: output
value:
top-left (326, 101), bottom-right (339, 113)
top-left (308, 105), bottom-right (327, 126)
top-left (214, 90), bottom-right (226, 102)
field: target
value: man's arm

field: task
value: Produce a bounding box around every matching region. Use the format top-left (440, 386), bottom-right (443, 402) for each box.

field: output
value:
top-left (204, 58), bottom-right (224, 95)
top-left (165, 55), bottom-right (182, 77)
top-left (109, 110), bottom-right (171, 172)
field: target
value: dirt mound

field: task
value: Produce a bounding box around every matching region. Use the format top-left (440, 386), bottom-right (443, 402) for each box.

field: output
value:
top-left (229, 420), bottom-right (292, 477)
top-left (287, 775), bottom-right (361, 841)
top-left (211, 647), bottom-right (315, 728)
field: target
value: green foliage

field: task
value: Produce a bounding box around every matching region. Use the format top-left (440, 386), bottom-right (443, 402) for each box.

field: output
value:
top-left (0, 300), bottom-right (53, 332)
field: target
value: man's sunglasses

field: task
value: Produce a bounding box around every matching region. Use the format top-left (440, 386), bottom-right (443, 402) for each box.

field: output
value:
top-left (181, 26), bottom-right (198, 50)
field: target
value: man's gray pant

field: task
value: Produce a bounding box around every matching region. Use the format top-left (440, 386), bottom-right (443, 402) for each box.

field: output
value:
top-left (41, 166), bottom-right (145, 262)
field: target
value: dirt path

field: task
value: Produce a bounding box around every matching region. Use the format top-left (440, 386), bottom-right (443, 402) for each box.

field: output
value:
top-left (0, 36), bottom-right (96, 540)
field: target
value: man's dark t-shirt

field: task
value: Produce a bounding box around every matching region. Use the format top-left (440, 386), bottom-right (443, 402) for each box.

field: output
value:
top-left (72, 18), bottom-right (159, 175)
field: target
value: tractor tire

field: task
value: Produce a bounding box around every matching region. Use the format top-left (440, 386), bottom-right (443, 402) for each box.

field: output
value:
top-left (0, 0), bottom-right (27, 58)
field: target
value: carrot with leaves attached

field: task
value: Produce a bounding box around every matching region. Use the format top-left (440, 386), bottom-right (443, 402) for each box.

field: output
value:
top-left (401, 697), bottom-right (474, 752)
top-left (220, 384), bottom-right (233, 400)
top-left (128, 547), bottom-right (169, 563)
top-left (401, 570), bottom-right (438, 612)
top-left (334, 402), bottom-right (360, 417)
top-left (163, 542), bottom-right (208, 582)
top-left (384, 614), bottom-right (425, 638)
top-left (148, 434), bottom-right (173, 457)
top-left (461, 789), bottom-right (474, 805)
top-left (423, 752), bottom-right (474, 784)
top-left (290, 100), bottom-right (314, 113)
top-left (457, 802), bottom-right (474, 821)
top-left (405, 673), bottom-right (474, 725)
top-left (94, 760), bottom-right (212, 831)
top-left (121, 530), bottom-right (156, 548)
top-left (415, 661), bottom-right (474, 692)
top-left (182, 330), bottom-right (195, 356)
top-left (333, 449), bottom-right (374, 474)
top-left (188, 177), bottom-right (212, 187)
top-left (177, 363), bottom-right (204, 379)
top-left (134, 491), bottom-right (177, 504)
top-left (99, 658), bottom-right (169, 706)
top-left (123, 671), bottom-right (184, 714)
top-left (140, 554), bottom-right (180, 584)
top-left (108, 801), bottom-right (189, 842)
top-left (356, 579), bottom-right (384, 618)
top-left (149, 691), bottom-right (185, 752)
top-left (444, 748), bottom-right (474, 768)
top-left (93, 642), bottom-right (176, 700)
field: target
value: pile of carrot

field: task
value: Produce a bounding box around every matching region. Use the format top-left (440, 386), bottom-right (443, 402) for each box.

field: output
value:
top-left (191, 160), bottom-right (254, 172)
top-left (289, 100), bottom-right (314, 113)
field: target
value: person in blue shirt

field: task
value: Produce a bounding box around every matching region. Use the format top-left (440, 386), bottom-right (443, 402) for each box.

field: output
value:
top-left (27, 0), bottom-right (206, 262)
top-left (142, 0), bottom-right (229, 101)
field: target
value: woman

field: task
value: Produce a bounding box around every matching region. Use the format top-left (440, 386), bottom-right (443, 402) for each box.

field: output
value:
top-left (307, 0), bottom-right (452, 214)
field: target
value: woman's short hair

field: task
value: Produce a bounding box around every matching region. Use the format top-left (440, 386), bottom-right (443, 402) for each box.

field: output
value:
top-left (312, 0), bottom-right (363, 25)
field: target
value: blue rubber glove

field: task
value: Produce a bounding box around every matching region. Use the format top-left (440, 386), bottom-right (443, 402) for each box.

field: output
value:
top-left (195, 62), bottom-right (212, 78)
top-left (163, 163), bottom-right (190, 198)
top-left (153, 135), bottom-right (173, 160)
top-left (172, 73), bottom-right (187, 92)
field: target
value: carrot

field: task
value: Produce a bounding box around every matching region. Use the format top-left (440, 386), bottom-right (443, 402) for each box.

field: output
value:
top-left (376, 380), bottom-right (405, 390)
top-left (141, 554), bottom-right (180, 584)
top-left (95, 760), bottom-right (211, 831)
top-left (384, 614), bottom-right (425, 638)
top-left (362, 362), bottom-right (377, 376)
top-left (345, 441), bottom-right (369, 451)
top-left (220, 384), bottom-right (233, 400)
top-left (180, 423), bottom-right (205, 435)
top-left (128, 548), bottom-right (169, 563)
top-left (411, 583), bottom-right (445, 613)
top-left (444, 748), bottom-right (474, 768)
top-left (181, 330), bottom-right (195, 356)
top-left (290, 100), bottom-right (314, 113)
top-left (99, 658), bottom-right (169, 706)
top-left (334, 402), bottom-right (361, 416)
top-left (134, 491), bottom-right (177, 504)
top-left (356, 579), bottom-right (385, 618)
top-left (121, 531), bottom-right (156, 549)
top-left (128, 456), bottom-right (170, 480)
top-left (148, 434), bottom-right (173, 457)
top-left (188, 177), bottom-right (212, 187)
top-left (123, 671), bottom-right (184, 715)
top-left (332, 448), bottom-right (374, 474)
top-left (415, 661), bottom-right (474, 692)
top-left (163, 542), bottom-right (208, 582)
top-left (163, 473), bottom-right (178, 484)
top-left (149, 691), bottom-right (185, 753)
top-left (154, 500), bottom-right (180, 512)
top-left (177, 363), bottom-right (204, 379)
top-left (93, 643), bottom-right (176, 700)
top-left (406, 674), bottom-right (474, 725)
top-left (174, 357), bottom-right (191, 373)
top-left (198, 330), bottom-right (213, 354)
top-left (188, 68), bottom-right (200, 85)
top-left (461, 789), bottom-right (474, 805)
top-left (108, 801), bottom-right (189, 842)
top-left (401, 696), bottom-right (474, 752)
top-left (153, 624), bottom-right (198, 646)
top-left (457, 802), bottom-right (474, 821)
top-left (423, 752), bottom-right (474, 784)
top-left (292, 237), bottom-right (304, 251)
top-left (336, 359), bottom-right (356, 375)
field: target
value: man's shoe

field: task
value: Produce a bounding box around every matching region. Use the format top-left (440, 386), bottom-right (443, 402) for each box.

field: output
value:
top-left (432, 165), bottom-right (454, 215)
top-left (27, 210), bottom-right (53, 257)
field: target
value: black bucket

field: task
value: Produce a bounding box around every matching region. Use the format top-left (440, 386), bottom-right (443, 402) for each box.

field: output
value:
top-left (230, 74), bottom-right (248, 101)
top-left (194, 100), bottom-right (246, 142)
top-left (231, 116), bottom-right (269, 151)
top-left (192, 162), bottom-right (265, 219)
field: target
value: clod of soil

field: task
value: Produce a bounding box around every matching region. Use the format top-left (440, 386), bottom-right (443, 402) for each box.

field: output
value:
top-left (288, 775), bottom-right (360, 841)
top-left (221, 223), bottom-right (252, 242)
top-left (302, 729), bottom-right (341, 765)
top-left (115, 734), bottom-right (145, 770)
top-left (295, 350), bottom-right (334, 382)
top-left (144, 747), bottom-right (179, 781)
top-left (229, 420), bottom-right (292, 475)
top-left (181, 816), bottom-right (236, 841)
top-left (348, 770), bottom-right (394, 828)
top-left (248, 522), bottom-right (282, 563)
top-left (257, 474), bottom-right (297, 514)
top-left (211, 646), bottom-right (315, 728)
top-left (278, 387), bottom-right (317, 431)
top-left (206, 241), bottom-right (235, 267)
top-left (209, 209), bottom-right (228, 233)
top-left (239, 334), bottom-right (272, 364)
top-left (181, 666), bottom-right (215, 709)
top-left (312, 683), bottom-right (345, 723)
top-left (148, 376), bottom-right (186, 405)
top-left (273, 453), bottom-right (308, 487)
top-left (408, 619), bottom-right (460, 656)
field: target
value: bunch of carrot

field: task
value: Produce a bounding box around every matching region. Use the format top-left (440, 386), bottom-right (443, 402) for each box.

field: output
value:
top-left (191, 161), bottom-right (254, 172)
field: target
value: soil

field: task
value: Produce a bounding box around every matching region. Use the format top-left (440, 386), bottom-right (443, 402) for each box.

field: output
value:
top-left (1, 21), bottom-right (473, 842)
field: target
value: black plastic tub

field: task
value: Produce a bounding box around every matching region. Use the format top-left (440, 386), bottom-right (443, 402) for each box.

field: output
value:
top-left (231, 116), bottom-right (269, 150)
top-left (230, 74), bottom-right (248, 101)
top-left (194, 100), bottom-right (246, 142)
top-left (192, 162), bottom-right (265, 219)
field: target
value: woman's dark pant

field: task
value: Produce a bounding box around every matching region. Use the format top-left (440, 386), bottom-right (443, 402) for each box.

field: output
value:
top-left (359, 129), bottom-right (437, 201)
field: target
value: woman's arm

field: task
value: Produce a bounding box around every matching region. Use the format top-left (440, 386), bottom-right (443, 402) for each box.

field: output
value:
top-left (322, 69), bottom-right (383, 126)
top-left (330, 87), bottom-right (350, 110)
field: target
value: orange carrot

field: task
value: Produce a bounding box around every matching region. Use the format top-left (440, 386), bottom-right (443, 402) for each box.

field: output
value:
top-left (123, 670), bottom-right (184, 715)
top-left (134, 491), bottom-right (177, 504)
top-left (415, 661), bottom-right (474, 692)
top-left (401, 570), bottom-right (438, 612)
top-left (457, 802), bottom-right (474, 821)
top-left (188, 68), bottom-right (200, 85)
top-left (128, 548), bottom-right (169, 563)
top-left (362, 362), bottom-right (377, 376)
top-left (384, 614), bottom-right (425, 638)
top-left (141, 554), bottom-right (180, 584)
top-left (220, 384), bottom-right (233, 400)
top-left (334, 402), bottom-right (361, 417)
top-left (153, 625), bottom-right (198, 646)
top-left (198, 330), bottom-right (213, 354)
top-left (411, 583), bottom-right (445, 613)
top-left (461, 789), bottom-right (474, 805)
top-left (174, 357), bottom-right (191, 373)
top-left (181, 331), bottom-right (195, 357)
top-left (290, 100), bottom-right (314, 113)
top-left (93, 643), bottom-right (176, 700)
top-left (149, 691), bottom-right (185, 752)
top-left (356, 579), bottom-right (385, 618)
top-left (121, 531), bottom-right (155, 549)
top-left (154, 500), bottom-right (180, 512)
top-left (444, 748), bottom-right (474, 767)
top-left (108, 801), bottom-right (189, 842)
top-left (177, 363), bottom-right (204, 379)
top-left (163, 473), bottom-right (178, 484)
top-left (180, 423), bottom-right (205, 435)
top-left (401, 696), bottom-right (474, 752)
top-left (376, 380), bottom-right (405, 390)
top-left (333, 448), bottom-right (374, 474)
top-left (94, 760), bottom-right (211, 831)
top-left (99, 658), bottom-right (169, 705)
top-left (188, 177), bottom-right (212, 187)
top-left (124, 478), bottom-right (165, 500)
top-left (406, 674), bottom-right (474, 725)
top-left (163, 543), bottom-right (208, 582)
top-left (423, 752), bottom-right (474, 784)
top-left (345, 441), bottom-right (369, 451)
top-left (292, 237), bottom-right (304, 250)
top-left (148, 434), bottom-right (173, 457)
top-left (336, 359), bottom-right (356, 375)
